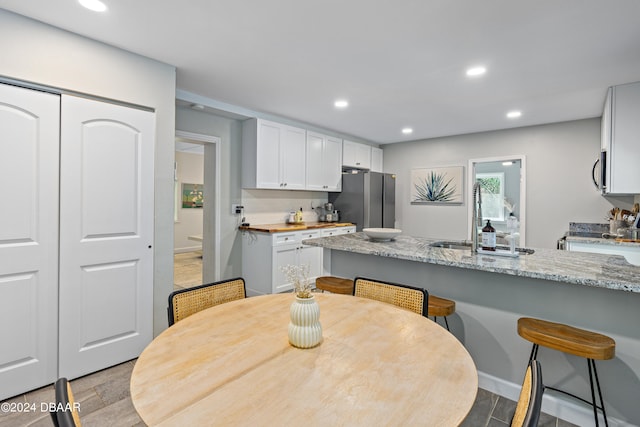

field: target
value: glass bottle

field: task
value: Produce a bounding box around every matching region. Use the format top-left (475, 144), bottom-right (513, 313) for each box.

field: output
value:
top-left (482, 219), bottom-right (496, 251)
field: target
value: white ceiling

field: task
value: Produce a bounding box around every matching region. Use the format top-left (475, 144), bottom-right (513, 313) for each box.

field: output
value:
top-left (2, 1), bottom-right (640, 144)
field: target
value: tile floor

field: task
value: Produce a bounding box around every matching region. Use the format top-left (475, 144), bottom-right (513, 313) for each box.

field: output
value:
top-left (0, 252), bottom-right (580, 426)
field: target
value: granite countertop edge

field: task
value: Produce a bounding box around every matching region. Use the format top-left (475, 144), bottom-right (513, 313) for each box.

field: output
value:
top-left (303, 233), bottom-right (640, 293)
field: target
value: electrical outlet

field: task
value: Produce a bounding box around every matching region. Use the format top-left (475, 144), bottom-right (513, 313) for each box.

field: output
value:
top-left (231, 204), bottom-right (243, 215)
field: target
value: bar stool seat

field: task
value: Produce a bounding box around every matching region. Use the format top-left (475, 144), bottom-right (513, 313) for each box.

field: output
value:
top-left (427, 295), bottom-right (455, 331)
top-left (518, 318), bottom-right (615, 360)
top-left (517, 317), bottom-right (615, 427)
top-left (315, 276), bottom-right (353, 295)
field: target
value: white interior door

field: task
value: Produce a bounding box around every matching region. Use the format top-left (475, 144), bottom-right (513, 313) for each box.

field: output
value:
top-left (0, 84), bottom-right (60, 399)
top-left (58, 95), bottom-right (155, 379)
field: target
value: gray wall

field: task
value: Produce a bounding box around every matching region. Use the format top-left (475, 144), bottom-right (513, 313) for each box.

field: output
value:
top-left (0, 9), bottom-right (177, 337)
top-left (175, 107), bottom-right (244, 279)
top-left (383, 118), bottom-right (633, 249)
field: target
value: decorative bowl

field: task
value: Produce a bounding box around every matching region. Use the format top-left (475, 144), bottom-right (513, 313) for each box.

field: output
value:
top-left (363, 228), bottom-right (402, 241)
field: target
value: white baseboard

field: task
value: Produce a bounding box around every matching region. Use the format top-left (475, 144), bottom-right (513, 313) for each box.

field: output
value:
top-left (478, 370), bottom-right (633, 427)
top-left (174, 246), bottom-right (202, 254)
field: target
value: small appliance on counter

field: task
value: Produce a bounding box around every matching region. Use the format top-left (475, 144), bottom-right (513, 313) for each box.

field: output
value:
top-left (287, 208), bottom-right (304, 224)
top-left (317, 202), bottom-right (339, 222)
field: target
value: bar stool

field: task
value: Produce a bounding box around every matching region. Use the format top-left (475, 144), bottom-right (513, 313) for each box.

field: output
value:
top-left (427, 295), bottom-right (455, 331)
top-left (315, 276), bottom-right (353, 295)
top-left (517, 317), bottom-right (616, 427)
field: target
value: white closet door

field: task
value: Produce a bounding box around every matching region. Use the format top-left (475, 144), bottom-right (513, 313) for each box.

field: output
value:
top-left (0, 84), bottom-right (60, 399)
top-left (59, 95), bottom-right (155, 379)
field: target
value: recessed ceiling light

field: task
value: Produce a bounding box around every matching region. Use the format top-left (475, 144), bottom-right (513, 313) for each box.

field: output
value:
top-left (466, 66), bottom-right (486, 77)
top-left (402, 127), bottom-right (413, 135)
top-left (79, 0), bottom-right (107, 12)
top-left (506, 110), bottom-right (522, 119)
top-left (334, 100), bottom-right (349, 108)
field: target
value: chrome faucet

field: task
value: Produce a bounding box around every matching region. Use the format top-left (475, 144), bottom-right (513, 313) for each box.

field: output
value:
top-left (471, 182), bottom-right (483, 253)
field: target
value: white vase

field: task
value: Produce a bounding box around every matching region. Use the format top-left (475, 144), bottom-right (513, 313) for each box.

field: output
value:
top-left (288, 295), bottom-right (323, 348)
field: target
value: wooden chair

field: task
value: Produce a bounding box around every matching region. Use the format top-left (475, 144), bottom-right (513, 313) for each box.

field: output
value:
top-left (517, 317), bottom-right (615, 427)
top-left (427, 294), bottom-right (455, 331)
top-left (510, 360), bottom-right (544, 427)
top-left (353, 277), bottom-right (428, 317)
top-left (50, 378), bottom-right (82, 427)
top-left (315, 276), bottom-right (353, 295)
top-left (168, 277), bottom-right (246, 326)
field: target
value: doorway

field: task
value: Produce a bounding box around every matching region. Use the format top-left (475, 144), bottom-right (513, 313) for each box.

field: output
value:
top-left (174, 131), bottom-right (221, 289)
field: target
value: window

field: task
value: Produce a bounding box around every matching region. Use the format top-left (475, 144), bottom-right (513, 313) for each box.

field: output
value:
top-left (476, 172), bottom-right (505, 222)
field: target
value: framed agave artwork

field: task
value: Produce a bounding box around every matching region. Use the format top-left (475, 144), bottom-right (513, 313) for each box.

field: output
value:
top-left (411, 166), bottom-right (464, 204)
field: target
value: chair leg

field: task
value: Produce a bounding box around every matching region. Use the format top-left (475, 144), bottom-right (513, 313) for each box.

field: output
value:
top-left (529, 347), bottom-right (609, 427)
top-left (588, 359), bottom-right (609, 427)
top-left (528, 344), bottom-right (539, 362)
top-left (431, 316), bottom-right (451, 331)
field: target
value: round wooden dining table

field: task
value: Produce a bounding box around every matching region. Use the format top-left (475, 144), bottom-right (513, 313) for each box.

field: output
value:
top-left (130, 293), bottom-right (477, 426)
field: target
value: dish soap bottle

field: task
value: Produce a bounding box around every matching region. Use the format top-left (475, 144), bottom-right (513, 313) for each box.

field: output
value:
top-left (482, 220), bottom-right (496, 251)
top-left (295, 207), bottom-right (303, 223)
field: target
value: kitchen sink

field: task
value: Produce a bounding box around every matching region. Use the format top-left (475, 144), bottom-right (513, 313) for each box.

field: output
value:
top-left (429, 241), bottom-right (534, 255)
top-left (430, 241), bottom-right (473, 250)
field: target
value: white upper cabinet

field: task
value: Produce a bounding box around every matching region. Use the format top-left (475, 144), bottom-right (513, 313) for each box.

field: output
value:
top-left (242, 118), bottom-right (306, 190)
top-left (601, 82), bottom-right (640, 194)
top-left (343, 140), bottom-right (371, 169)
top-left (306, 131), bottom-right (342, 191)
top-left (370, 146), bottom-right (383, 172)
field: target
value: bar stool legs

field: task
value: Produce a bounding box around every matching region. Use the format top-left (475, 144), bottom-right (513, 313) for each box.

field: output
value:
top-left (529, 343), bottom-right (608, 426)
top-left (432, 316), bottom-right (450, 331)
top-left (519, 315), bottom-right (616, 427)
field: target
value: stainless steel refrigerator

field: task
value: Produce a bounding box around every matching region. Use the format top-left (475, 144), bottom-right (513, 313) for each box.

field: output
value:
top-left (329, 171), bottom-right (396, 231)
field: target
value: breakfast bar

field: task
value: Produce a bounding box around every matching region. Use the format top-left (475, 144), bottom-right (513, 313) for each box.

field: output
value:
top-left (304, 232), bottom-right (640, 426)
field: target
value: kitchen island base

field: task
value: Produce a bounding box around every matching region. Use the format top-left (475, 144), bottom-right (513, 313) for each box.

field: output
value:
top-left (327, 249), bottom-right (640, 427)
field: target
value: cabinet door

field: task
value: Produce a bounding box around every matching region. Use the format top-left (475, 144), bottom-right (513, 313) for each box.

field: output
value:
top-left (280, 125), bottom-right (306, 190)
top-left (355, 143), bottom-right (371, 169)
top-left (256, 120), bottom-right (282, 189)
top-left (609, 82), bottom-right (640, 194)
top-left (59, 95), bottom-right (155, 379)
top-left (298, 246), bottom-right (323, 279)
top-left (273, 245), bottom-right (298, 293)
top-left (324, 136), bottom-right (343, 191)
top-left (0, 84), bottom-right (60, 400)
top-left (305, 131), bottom-right (326, 191)
top-left (343, 140), bottom-right (371, 169)
top-left (343, 140), bottom-right (358, 167)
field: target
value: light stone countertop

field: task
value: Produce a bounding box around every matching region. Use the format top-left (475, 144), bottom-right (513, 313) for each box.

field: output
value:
top-left (303, 232), bottom-right (640, 293)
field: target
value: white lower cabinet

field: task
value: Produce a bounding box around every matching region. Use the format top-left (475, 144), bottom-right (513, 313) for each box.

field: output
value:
top-left (322, 226), bottom-right (356, 237)
top-left (242, 230), bottom-right (323, 296)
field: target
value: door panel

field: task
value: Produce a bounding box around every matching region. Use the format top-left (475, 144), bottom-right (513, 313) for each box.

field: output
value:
top-left (256, 121), bottom-right (281, 188)
top-left (0, 83), bottom-right (59, 400)
top-left (383, 174), bottom-right (396, 228)
top-left (281, 126), bottom-right (306, 190)
top-left (324, 136), bottom-right (343, 191)
top-left (367, 172), bottom-right (383, 228)
top-left (305, 132), bottom-right (324, 190)
top-left (59, 95), bottom-right (155, 379)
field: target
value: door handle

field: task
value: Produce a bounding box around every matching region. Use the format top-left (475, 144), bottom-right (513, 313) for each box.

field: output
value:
top-left (591, 158), bottom-right (600, 190)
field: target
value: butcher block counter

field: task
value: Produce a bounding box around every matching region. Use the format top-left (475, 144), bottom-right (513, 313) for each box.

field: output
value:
top-left (239, 222), bottom-right (354, 233)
